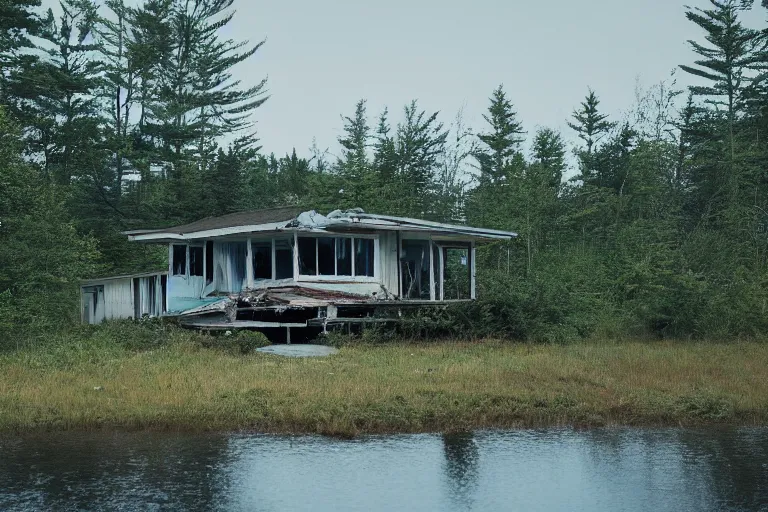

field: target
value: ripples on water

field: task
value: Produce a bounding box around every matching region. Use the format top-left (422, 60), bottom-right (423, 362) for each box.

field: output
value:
top-left (0, 428), bottom-right (766, 511)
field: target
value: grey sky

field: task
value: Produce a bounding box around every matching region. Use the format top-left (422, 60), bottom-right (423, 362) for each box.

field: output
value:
top-left (43, 0), bottom-right (766, 161)
top-left (225, 0), bottom-right (763, 160)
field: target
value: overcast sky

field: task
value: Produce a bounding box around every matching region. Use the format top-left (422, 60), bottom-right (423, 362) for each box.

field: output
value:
top-left (42, 0), bottom-right (766, 161)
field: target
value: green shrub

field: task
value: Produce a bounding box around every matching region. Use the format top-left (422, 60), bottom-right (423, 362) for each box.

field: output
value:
top-left (234, 330), bottom-right (271, 354)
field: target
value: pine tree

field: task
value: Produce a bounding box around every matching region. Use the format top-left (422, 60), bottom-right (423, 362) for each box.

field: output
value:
top-left (371, 108), bottom-right (398, 213)
top-left (0, 0), bottom-right (42, 104)
top-left (679, 0), bottom-right (762, 239)
top-left (530, 128), bottom-right (566, 191)
top-left (143, 0), bottom-right (268, 167)
top-left (336, 99), bottom-right (370, 208)
top-left (568, 89), bottom-right (614, 156)
top-left (475, 85), bottom-right (524, 185)
top-left (13, 0), bottom-right (103, 185)
top-left (679, 0), bottom-right (760, 160)
top-left (96, 0), bottom-right (140, 195)
top-left (395, 100), bottom-right (448, 218)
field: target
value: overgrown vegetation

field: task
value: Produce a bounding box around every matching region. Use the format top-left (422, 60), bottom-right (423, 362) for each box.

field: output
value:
top-left (0, 324), bottom-right (766, 434)
top-left (3, 0), bottom-right (768, 344)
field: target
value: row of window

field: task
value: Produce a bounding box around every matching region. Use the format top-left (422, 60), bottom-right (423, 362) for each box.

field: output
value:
top-left (297, 237), bottom-right (375, 278)
top-left (171, 236), bottom-right (376, 280)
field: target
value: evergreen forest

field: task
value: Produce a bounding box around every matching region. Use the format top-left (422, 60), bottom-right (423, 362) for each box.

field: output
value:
top-left (3, 0), bottom-right (768, 343)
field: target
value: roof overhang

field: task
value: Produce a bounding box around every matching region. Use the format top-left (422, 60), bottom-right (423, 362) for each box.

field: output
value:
top-left (124, 210), bottom-right (518, 243)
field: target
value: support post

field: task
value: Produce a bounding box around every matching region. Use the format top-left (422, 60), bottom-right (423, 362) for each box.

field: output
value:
top-left (286, 327), bottom-right (291, 345)
top-left (429, 239), bottom-right (435, 301)
top-left (471, 241), bottom-right (477, 300)
top-left (246, 237), bottom-right (254, 289)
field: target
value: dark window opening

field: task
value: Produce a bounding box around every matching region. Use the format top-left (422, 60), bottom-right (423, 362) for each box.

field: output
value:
top-left (336, 238), bottom-right (352, 276)
top-left (189, 246), bottom-right (204, 277)
top-left (275, 239), bottom-right (294, 279)
top-left (252, 242), bottom-right (272, 280)
top-left (172, 245), bottom-right (186, 275)
top-left (317, 238), bottom-right (335, 276)
top-left (401, 240), bottom-right (430, 299)
top-left (161, 275), bottom-right (167, 312)
top-left (355, 239), bottom-right (375, 277)
top-left (298, 238), bottom-right (317, 275)
top-left (443, 245), bottom-right (471, 300)
top-left (205, 241), bottom-right (214, 284)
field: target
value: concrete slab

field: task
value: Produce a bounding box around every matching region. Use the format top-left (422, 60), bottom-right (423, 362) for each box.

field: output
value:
top-left (256, 344), bottom-right (339, 358)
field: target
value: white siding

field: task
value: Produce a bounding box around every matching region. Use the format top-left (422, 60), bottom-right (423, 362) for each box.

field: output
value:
top-left (103, 279), bottom-right (134, 320)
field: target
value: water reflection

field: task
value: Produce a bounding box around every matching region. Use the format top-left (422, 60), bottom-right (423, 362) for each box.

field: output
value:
top-left (0, 428), bottom-right (766, 512)
top-left (678, 428), bottom-right (768, 511)
top-left (442, 432), bottom-right (479, 510)
top-left (0, 432), bottom-right (232, 511)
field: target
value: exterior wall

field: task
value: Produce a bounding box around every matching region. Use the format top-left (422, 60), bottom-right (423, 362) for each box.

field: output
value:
top-left (103, 279), bottom-right (134, 321)
top-left (81, 273), bottom-right (166, 324)
top-left (168, 244), bottom-right (206, 312)
top-left (135, 275), bottom-right (164, 317)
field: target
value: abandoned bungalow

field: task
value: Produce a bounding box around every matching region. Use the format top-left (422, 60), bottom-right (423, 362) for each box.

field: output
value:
top-left (81, 207), bottom-right (517, 340)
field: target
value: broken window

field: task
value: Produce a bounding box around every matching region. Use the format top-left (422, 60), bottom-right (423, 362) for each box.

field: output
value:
top-left (443, 245), bottom-right (471, 300)
top-left (401, 240), bottom-right (431, 299)
top-left (336, 238), bottom-right (352, 276)
top-left (355, 238), bottom-right (375, 277)
top-left (275, 239), bottom-right (294, 279)
top-left (252, 242), bottom-right (272, 280)
top-left (189, 246), bottom-right (204, 277)
top-left (172, 245), bottom-right (186, 276)
top-left (317, 238), bottom-right (335, 276)
top-left (298, 238), bottom-right (317, 275)
top-left (298, 236), bottom-right (375, 277)
top-left (205, 241), bottom-right (214, 284)
top-left (214, 241), bottom-right (247, 292)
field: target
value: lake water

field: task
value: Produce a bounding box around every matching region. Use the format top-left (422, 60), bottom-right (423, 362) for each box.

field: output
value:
top-left (0, 428), bottom-right (766, 511)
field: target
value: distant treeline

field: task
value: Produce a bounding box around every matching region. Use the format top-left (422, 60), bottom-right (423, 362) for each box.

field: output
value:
top-left (2, 0), bottom-right (768, 343)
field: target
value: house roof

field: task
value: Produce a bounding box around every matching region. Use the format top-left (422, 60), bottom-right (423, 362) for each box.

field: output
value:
top-left (124, 206), bottom-right (305, 237)
top-left (124, 207), bottom-right (518, 242)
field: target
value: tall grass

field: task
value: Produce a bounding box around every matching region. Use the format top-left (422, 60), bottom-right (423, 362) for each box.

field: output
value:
top-left (0, 325), bottom-right (767, 435)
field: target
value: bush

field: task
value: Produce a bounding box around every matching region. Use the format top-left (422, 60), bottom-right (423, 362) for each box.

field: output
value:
top-left (234, 330), bottom-right (271, 354)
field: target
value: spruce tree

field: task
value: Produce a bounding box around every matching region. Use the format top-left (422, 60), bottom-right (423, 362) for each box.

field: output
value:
top-left (336, 99), bottom-right (370, 208)
top-left (568, 89), bottom-right (614, 156)
top-left (395, 100), bottom-right (448, 218)
top-left (475, 85), bottom-right (525, 184)
top-left (679, 0), bottom-right (759, 159)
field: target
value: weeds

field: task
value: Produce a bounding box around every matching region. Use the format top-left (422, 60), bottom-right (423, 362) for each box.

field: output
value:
top-left (0, 327), bottom-right (766, 435)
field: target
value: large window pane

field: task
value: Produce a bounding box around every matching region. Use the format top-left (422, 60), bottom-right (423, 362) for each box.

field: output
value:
top-left (172, 245), bottom-right (186, 276)
top-left (355, 238), bottom-right (375, 277)
top-left (317, 237), bottom-right (335, 276)
top-left (298, 238), bottom-right (317, 275)
top-left (213, 241), bottom-right (247, 292)
top-left (189, 246), bottom-right (204, 277)
top-left (443, 246), bottom-right (471, 300)
top-left (401, 240), bottom-right (430, 299)
top-left (275, 239), bottom-right (294, 279)
top-left (336, 238), bottom-right (352, 276)
top-left (252, 242), bottom-right (272, 280)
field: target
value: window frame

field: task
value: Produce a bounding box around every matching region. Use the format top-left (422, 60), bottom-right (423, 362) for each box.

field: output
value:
top-left (400, 235), bottom-right (477, 301)
top-left (189, 246), bottom-right (204, 277)
top-left (295, 233), bottom-right (379, 282)
top-left (246, 236), bottom-right (296, 288)
top-left (170, 244), bottom-right (205, 279)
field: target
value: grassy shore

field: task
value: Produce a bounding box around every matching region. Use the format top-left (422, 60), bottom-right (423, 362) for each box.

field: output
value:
top-left (1, 331), bottom-right (767, 435)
